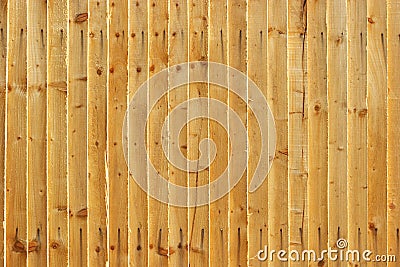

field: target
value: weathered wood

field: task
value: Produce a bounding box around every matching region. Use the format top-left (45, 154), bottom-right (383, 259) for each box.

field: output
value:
top-left (288, 0), bottom-right (308, 266)
top-left (68, 0), bottom-right (88, 265)
top-left (6, 0), bottom-right (27, 265)
top-left (47, 0), bottom-right (68, 265)
top-left (88, 0), bottom-right (108, 265)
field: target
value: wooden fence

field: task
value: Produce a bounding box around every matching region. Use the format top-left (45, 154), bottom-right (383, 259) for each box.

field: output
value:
top-left (0, 0), bottom-right (399, 266)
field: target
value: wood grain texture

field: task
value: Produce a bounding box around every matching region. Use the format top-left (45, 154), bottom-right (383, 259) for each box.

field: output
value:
top-left (47, 0), bottom-right (68, 265)
top-left (128, 0), bottom-right (148, 266)
top-left (188, 0), bottom-right (209, 265)
top-left (0, 0), bottom-right (6, 264)
top-left (387, 0), bottom-right (400, 265)
top-left (27, 0), bottom-right (47, 265)
top-left (208, 0), bottom-right (229, 265)
top-left (108, 0), bottom-right (129, 265)
top-left (288, 0), bottom-right (308, 266)
top-left (327, 1), bottom-right (347, 265)
top-left (88, 0), bottom-right (107, 265)
top-left (147, 0), bottom-right (169, 265)
top-left (68, 0), bottom-right (88, 265)
top-left (6, 0), bottom-right (27, 265)
top-left (247, 0), bottom-right (268, 265)
top-left (267, 1), bottom-right (288, 266)
top-left (367, 0), bottom-right (387, 265)
top-left (307, 0), bottom-right (328, 265)
top-left (347, 0), bottom-right (368, 265)
top-left (228, 0), bottom-right (247, 266)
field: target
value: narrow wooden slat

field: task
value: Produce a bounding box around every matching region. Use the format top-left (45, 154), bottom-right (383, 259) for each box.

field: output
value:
top-left (209, 0), bottom-right (229, 265)
top-left (228, 0), bottom-right (247, 266)
top-left (168, 0), bottom-right (189, 266)
top-left (5, 0), bottom-right (28, 265)
top-left (247, 0), bottom-right (268, 266)
top-left (387, 0), bottom-right (400, 265)
top-left (68, 0), bottom-right (88, 265)
top-left (108, 0), bottom-right (129, 265)
top-left (27, 0), bottom-right (47, 265)
top-left (47, 0), bottom-right (68, 265)
top-left (188, 0), bottom-right (209, 265)
top-left (327, 0), bottom-right (347, 263)
top-left (367, 0), bottom-right (387, 264)
top-left (267, 0), bottom-right (288, 265)
top-left (148, 0), bottom-right (169, 265)
top-left (288, 0), bottom-right (308, 266)
top-left (128, 0), bottom-right (148, 266)
top-left (347, 0), bottom-right (368, 264)
top-left (88, 0), bottom-right (108, 265)
top-left (0, 1), bottom-right (6, 264)
top-left (307, 0), bottom-right (328, 265)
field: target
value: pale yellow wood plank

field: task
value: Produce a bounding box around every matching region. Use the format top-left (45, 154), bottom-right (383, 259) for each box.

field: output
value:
top-left (327, 1), bottom-right (348, 265)
top-left (27, 0), bottom-right (47, 265)
top-left (188, 0), bottom-right (209, 266)
top-left (6, 0), bottom-right (28, 265)
top-left (47, 0), bottom-right (68, 265)
top-left (347, 0), bottom-right (368, 265)
top-left (387, 0), bottom-right (400, 265)
top-left (168, 0), bottom-right (189, 266)
top-left (88, 0), bottom-right (108, 265)
top-left (228, 0), bottom-right (247, 266)
top-left (0, 0), bottom-right (6, 264)
top-left (267, 1), bottom-right (288, 266)
top-left (148, 0), bottom-right (169, 265)
top-left (128, 0), bottom-right (148, 266)
top-left (209, 0), bottom-right (229, 265)
top-left (307, 1), bottom-right (328, 265)
top-left (288, 0), bottom-right (308, 266)
top-left (68, 0), bottom-right (88, 265)
top-left (367, 0), bottom-right (387, 264)
top-left (247, 1), bottom-right (268, 266)
top-left (108, 0), bottom-right (129, 265)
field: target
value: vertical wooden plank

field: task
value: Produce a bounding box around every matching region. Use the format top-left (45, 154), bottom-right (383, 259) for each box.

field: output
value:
top-left (128, 0), bottom-right (148, 266)
top-left (5, 0), bottom-right (27, 265)
top-left (148, 0), bottom-right (169, 265)
top-left (327, 0), bottom-right (347, 264)
top-left (387, 0), bottom-right (400, 265)
top-left (168, 0), bottom-right (189, 266)
top-left (228, 0), bottom-right (247, 266)
top-left (347, 0), bottom-right (368, 264)
top-left (267, 0), bottom-right (288, 265)
top-left (0, 0), bottom-right (6, 264)
top-left (288, 0), bottom-right (308, 266)
top-left (27, 0), bottom-right (47, 265)
top-left (209, 0), bottom-right (229, 265)
top-left (47, 0), bottom-right (68, 265)
top-left (367, 0), bottom-right (387, 264)
top-left (188, 0), bottom-right (209, 265)
top-left (88, 0), bottom-right (108, 265)
top-left (307, 0), bottom-right (328, 265)
top-left (68, 0), bottom-right (88, 265)
top-left (247, 0), bottom-right (268, 266)
top-left (108, 0), bottom-right (129, 265)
